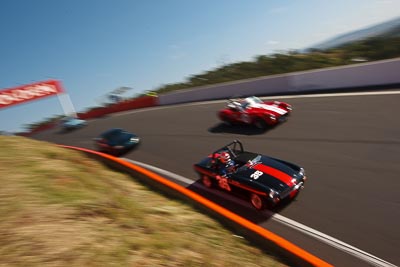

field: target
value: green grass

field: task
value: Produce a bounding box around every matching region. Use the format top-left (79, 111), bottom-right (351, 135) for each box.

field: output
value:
top-left (0, 136), bottom-right (287, 267)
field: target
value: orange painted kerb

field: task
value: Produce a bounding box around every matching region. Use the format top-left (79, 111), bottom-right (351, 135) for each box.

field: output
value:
top-left (60, 145), bottom-right (333, 267)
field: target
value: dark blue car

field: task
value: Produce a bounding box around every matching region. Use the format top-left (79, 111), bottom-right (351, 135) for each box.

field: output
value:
top-left (94, 128), bottom-right (140, 155)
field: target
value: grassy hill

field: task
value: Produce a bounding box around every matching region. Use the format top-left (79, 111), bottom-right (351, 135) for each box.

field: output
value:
top-left (310, 16), bottom-right (400, 50)
top-left (0, 136), bottom-right (287, 267)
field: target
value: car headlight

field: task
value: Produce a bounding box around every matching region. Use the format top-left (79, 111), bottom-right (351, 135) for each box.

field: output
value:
top-left (269, 114), bottom-right (276, 120)
top-left (130, 137), bottom-right (140, 142)
top-left (299, 168), bottom-right (305, 177)
top-left (269, 189), bottom-right (277, 198)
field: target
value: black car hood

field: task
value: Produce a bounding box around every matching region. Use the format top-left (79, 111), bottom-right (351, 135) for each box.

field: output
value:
top-left (234, 155), bottom-right (301, 192)
top-left (258, 155), bottom-right (300, 177)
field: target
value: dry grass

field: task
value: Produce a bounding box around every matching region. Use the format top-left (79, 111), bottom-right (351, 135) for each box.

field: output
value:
top-left (0, 136), bottom-right (287, 267)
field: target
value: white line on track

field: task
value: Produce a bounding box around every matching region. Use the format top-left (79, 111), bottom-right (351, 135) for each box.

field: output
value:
top-left (272, 215), bottom-right (398, 267)
top-left (124, 158), bottom-right (398, 267)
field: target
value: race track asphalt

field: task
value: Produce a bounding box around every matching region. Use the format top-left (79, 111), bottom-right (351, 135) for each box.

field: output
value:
top-left (32, 91), bottom-right (400, 267)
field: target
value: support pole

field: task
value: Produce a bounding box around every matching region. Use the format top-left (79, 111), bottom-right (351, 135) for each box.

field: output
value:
top-left (57, 93), bottom-right (77, 118)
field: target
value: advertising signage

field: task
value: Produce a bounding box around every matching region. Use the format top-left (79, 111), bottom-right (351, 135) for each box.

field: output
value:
top-left (0, 80), bottom-right (64, 109)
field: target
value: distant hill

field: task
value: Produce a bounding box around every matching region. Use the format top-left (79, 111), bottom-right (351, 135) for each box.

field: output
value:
top-left (310, 16), bottom-right (400, 50)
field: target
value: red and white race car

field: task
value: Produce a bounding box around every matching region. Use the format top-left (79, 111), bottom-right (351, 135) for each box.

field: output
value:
top-left (218, 96), bottom-right (292, 129)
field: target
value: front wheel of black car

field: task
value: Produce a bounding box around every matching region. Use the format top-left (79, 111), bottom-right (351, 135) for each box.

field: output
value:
top-left (250, 193), bottom-right (265, 210)
top-left (202, 175), bottom-right (213, 188)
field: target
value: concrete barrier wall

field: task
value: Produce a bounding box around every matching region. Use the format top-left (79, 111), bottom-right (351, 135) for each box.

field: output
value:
top-left (159, 57), bottom-right (400, 105)
top-left (291, 58), bottom-right (400, 91)
top-left (158, 75), bottom-right (292, 104)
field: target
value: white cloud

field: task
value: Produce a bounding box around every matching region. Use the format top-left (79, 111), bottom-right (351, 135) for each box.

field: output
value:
top-left (267, 40), bottom-right (279, 45)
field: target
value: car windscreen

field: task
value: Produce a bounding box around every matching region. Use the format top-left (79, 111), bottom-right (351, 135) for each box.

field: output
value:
top-left (61, 117), bottom-right (72, 123)
top-left (107, 132), bottom-right (132, 144)
top-left (246, 96), bottom-right (262, 103)
top-left (236, 155), bottom-right (262, 172)
top-left (102, 130), bottom-right (131, 144)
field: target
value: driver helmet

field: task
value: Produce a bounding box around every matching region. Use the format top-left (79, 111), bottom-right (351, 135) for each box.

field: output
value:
top-left (220, 152), bottom-right (231, 164)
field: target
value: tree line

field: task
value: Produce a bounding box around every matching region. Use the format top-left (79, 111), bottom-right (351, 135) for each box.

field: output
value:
top-left (153, 33), bottom-right (400, 94)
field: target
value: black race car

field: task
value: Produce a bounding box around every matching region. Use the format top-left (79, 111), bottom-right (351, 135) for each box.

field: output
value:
top-left (94, 128), bottom-right (140, 155)
top-left (193, 140), bottom-right (306, 210)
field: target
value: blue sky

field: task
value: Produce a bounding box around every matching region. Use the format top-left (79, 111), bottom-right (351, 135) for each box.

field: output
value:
top-left (1, 0), bottom-right (399, 132)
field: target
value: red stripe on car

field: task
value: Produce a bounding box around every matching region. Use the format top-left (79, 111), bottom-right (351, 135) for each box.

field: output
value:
top-left (253, 164), bottom-right (293, 185)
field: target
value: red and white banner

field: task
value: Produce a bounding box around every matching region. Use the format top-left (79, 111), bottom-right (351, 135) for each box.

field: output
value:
top-left (0, 80), bottom-right (64, 109)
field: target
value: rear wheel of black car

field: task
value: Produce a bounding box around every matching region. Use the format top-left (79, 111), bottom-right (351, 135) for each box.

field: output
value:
top-left (202, 175), bottom-right (213, 188)
top-left (250, 193), bottom-right (265, 210)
